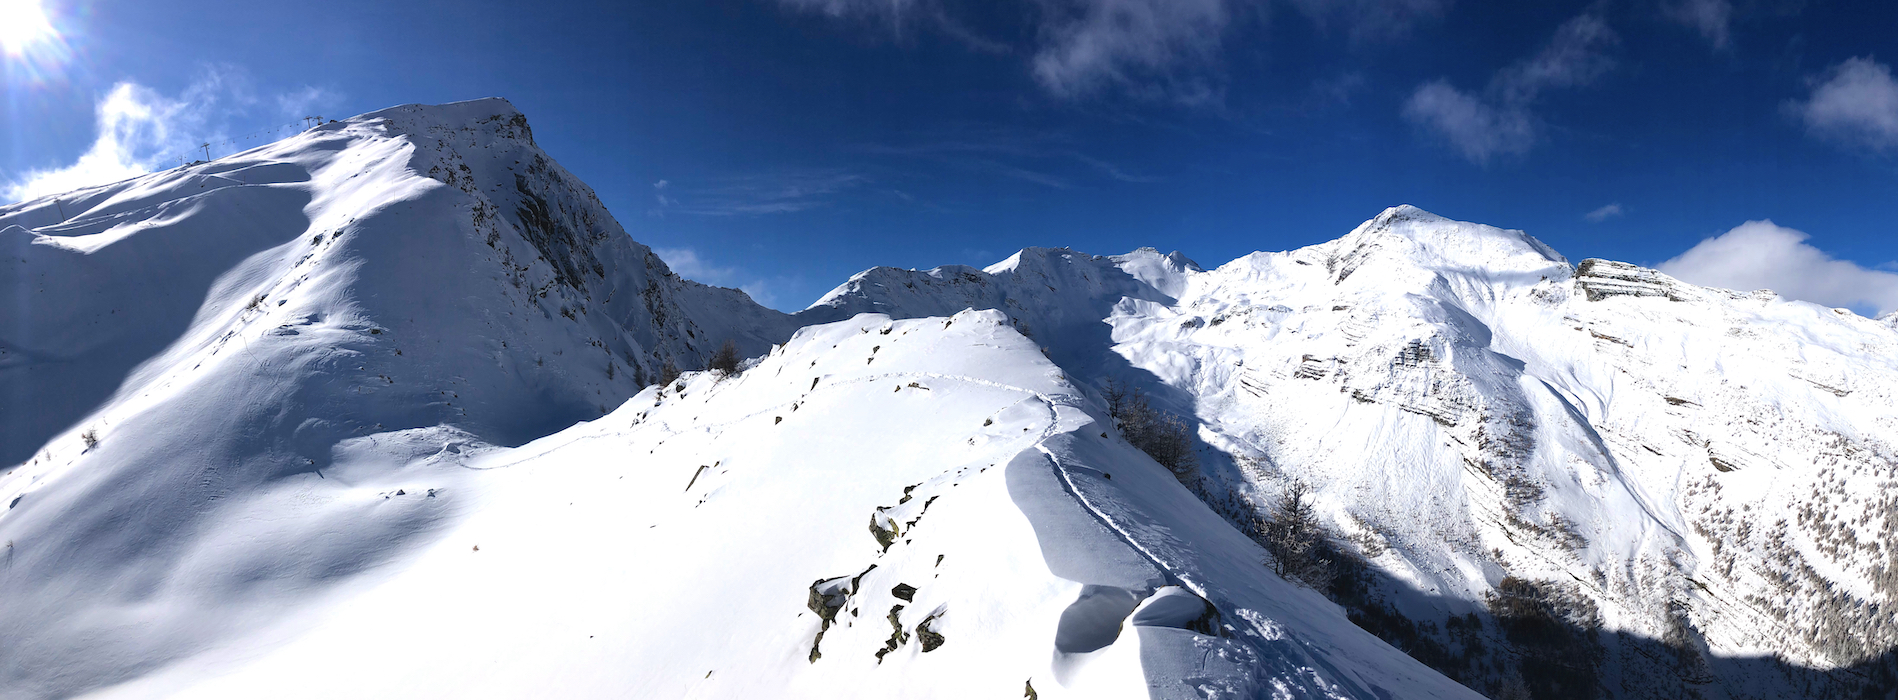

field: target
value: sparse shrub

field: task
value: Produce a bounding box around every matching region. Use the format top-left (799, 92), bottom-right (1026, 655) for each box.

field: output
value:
top-left (1258, 481), bottom-right (1335, 590)
top-left (80, 429), bottom-right (98, 449)
top-left (1103, 379), bottom-right (1199, 482)
top-left (656, 358), bottom-right (681, 387)
top-left (707, 340), bottom-right (741, 376)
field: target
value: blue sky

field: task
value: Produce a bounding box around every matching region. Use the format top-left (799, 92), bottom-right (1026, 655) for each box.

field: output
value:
top-left (4, 0), bottom-right (1898, 313)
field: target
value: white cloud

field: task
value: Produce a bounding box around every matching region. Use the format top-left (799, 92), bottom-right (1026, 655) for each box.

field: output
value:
top-left (1663, 0), bottom-right (1732, 49)
top-left (654, 247), bottom-right (780, 307)
top-left (1791, 56), bottom-right (1898, 152)
top-left (274, 85), bottom-right (342, 120)
top-left (859, 129), bottom-right (1152, 187)
top-left (1030, 0), bottom-right (1233, 100)
top-left (1403, 12), bottom-right (1615, 165)
top-left (1584, 203), bottom-right (1624, 222)
top-left (654, 247), bottom-right (739, 283)
top-left (1493, 13), bottom-right (1615, 103)
top-left (3, 68), bottom-right (341, 204)
top-left (738, 281), bottom-right (780, 308)
top-left (4, 84), bottom-right (172, 202)
top-left (1658, 220), bottom-right (1898, 315)
top-left (647, 171), bottom-right (867, 216)
top-left (774, 0), bottom-right (1252, 103)
top-left (1402, 80), bottom-right (1534, 164)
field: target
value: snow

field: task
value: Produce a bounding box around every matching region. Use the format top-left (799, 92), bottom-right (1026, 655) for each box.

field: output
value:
top-left (806, 204), bottom-right (1898, 697)
top-left (0, 101), bottom-right (1480, 699)
top-left (6, 97), bottom-right (1896, 699)
top-left (74, 311), bottom-right (1474, 699)
top-left (0, 98), bottom-right (799, 697)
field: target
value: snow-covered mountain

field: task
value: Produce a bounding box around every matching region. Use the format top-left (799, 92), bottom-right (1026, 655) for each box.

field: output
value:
top-left (4, 100), bottom-right (1895, 699)
top-left (811, 206), bottom-right (1898, 698)
top-left (0, 99), bottom-right (797, 697)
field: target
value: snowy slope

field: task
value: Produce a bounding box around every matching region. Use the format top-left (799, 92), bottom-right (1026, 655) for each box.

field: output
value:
top-left (0, 99), bottom-right (796, 697)
top-left (88, 310), bottom-right (1478, 699)
top-left (0, 101), bottom-right (1478, 700)
top-left (7, 94), bottom-right (1895, 700)
top-left (813, 206), bottom-right (1898, 698)
top-left (800, 247), bottom-right (1204, 414)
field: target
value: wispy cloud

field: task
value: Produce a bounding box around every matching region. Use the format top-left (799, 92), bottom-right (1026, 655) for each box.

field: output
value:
top-left (1029, 0), bottom-right (1236, 102)
top-left (1663, 0), bottom-right (1732, 49)
top-left (1789, 56), bottom-right (1898, 152)
top-left (772, 0), bottom-right (1011, 52)
top-left (3, 83), bottom-right (174, 203)
top-left (1403, 12), bottom-right (1616, 165)
top-left (274, 86), bottom-right (343, 120)
top-left (773, 0), bottom-right (1460, 104)
top-left (773, 0), bottom-right (1258, 104)
top-left (1584, 203), bottom-right (1624, 222)
top-left (858, 130), bottom-right (1154, 187)
top-left (2, 67), bottom-right (341, 204)
top-left (647, 170), bottom-right (868, 217)
top-left (1402, 80), bottom-right (1535, 164)
top-left (1658, 220), bottom-right (1898, 315)
top-left (776, 0), bottom-right (916, 17)
top-left (654, 247), bottom-right (781, 307)
top-left (654, 247), bottom-right (739, 282)
top-left (1286, 0), bottom-right (1450, 44)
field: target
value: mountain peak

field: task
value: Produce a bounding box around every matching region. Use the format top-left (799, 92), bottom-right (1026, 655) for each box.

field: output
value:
top-left (351, 97), bottom-right (533, 144)
top-left (1369, 203), bottom-right (1449, 226)
top-left (1320, 205), bottom-right (1568, 286)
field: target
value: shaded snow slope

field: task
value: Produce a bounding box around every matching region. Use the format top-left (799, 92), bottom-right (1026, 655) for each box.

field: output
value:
top-left (94, 310), bottom-right (1478, 700)
top-left (0, 99), bottom-right (794, 697)
top-left (810, 206), bottom-right (1898, 698)
top-left (800, 246), bottom-right (1203, 413)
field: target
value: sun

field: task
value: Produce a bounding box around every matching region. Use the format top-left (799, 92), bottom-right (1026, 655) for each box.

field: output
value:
top-left (0, 0), bottom-right (57, 57)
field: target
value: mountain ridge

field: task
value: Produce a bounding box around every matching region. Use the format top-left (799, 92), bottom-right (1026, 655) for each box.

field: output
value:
top-left (4, 99), bottom-right (1896, 699)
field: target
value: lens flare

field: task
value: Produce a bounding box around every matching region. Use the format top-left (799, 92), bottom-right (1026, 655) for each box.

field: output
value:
top-left (0, 0), bottom-right (57, 57)
top-left (0, 0), bottom-right (73, 85)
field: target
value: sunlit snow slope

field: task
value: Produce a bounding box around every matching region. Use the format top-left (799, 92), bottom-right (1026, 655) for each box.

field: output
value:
top-left (8, 95), bottom-right (1895, 700)
top-left (0, 99), bottom-right (794, 697)
top-left (814, 206), bottom-right (1898, 698)
top-left (92, 310), bottom-right (1477, 699)
top-left (1, 101), bottom-right (1480, 700)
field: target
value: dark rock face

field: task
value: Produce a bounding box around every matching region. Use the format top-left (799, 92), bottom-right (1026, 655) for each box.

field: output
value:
top-left (918, 610), bottom-right (946, 652)
top-left (511, 168), bottom-right (606, 292)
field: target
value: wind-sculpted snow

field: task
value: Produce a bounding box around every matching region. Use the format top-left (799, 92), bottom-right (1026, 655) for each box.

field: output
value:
top-left (77, 310), bottom-right (1474, 699)
top-left (5, 96), bottom-right (1895, 699)
top-left (1144, 208), bottom-right (1898, 697)
top-left (0, 99), bottom-right (796, 697)
top-left (801, 205), bottom-right (1898, 697)
top-left (801, 246), bottom-right (1205, 418)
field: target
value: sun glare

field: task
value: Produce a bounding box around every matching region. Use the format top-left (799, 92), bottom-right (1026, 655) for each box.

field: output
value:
top-left (0, 0), bottom-right (57, 57)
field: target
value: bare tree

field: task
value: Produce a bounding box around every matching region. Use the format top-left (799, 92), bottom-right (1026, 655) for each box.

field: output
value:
top-left (707, 340), bottom-right (741, 376)
top-left (1259, 481), bottom-right (1333, 589)
top-left (1103, 379), bottom-right (1199, 482)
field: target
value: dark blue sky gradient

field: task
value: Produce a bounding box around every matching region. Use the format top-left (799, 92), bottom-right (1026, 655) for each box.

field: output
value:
top-left (3, 0), bottom-right (1895, 309)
